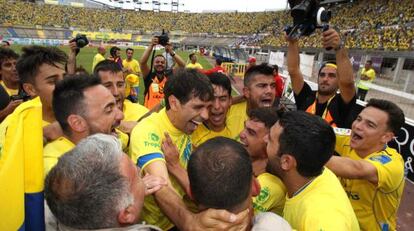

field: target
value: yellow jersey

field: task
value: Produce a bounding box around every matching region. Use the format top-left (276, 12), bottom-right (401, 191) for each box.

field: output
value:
top-left (357, 68), bottom-right (376, 90)
top-left (123, 59), bottom-right (141, 76)
top-left (186, 63), bottom-right (203, 69)
top-left (129, 108), bottom-right (191, 230)
top-left (92, 53), bottom-right (105, 72)
top-left (123, 99), bottom-right (149, 122)
top-left (253, 173), bottom-right (286, 216)
top-left (43, 136), bottom-right (75, 175)
top-left (335, 135), bottom-right (405, 231)
top-left (0, 81), bottom-right (18, 96)
top-left (191, 122), bottom-right (232, 148)
top-left (284, 168), bottom-right (360, 231)
top-left (226, 101), bottom-right (248, 141)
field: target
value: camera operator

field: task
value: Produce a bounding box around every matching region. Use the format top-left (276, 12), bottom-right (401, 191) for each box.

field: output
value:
top-left (287, 28), bottom-right (358, 128)
top-left (139, 36), bottom-right (185, 110)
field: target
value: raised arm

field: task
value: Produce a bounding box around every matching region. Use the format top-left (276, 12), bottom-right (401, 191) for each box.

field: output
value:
top-left (326, 156), bottom-right (378, 185)
top-left (165, 43), bottom-right (185, 68)
top-left (286, 36), bottom-right (305, 95)
top-left (322, 28), bottom-right (356, 104)
top-left (140, 37), bottom-right (158, 78)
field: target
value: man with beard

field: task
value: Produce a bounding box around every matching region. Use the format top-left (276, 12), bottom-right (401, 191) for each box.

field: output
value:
top-left (140, 37), bottom-right (185, 110)
top-left (43, 75), bottom-right (124, 174)
top-left (226, 63), bottom-right (276, 141)
top-left (327, 99), bottom-right (405, 231)
top-left (265, 111), bottom-right (359, 230)
top-left (287, 28), bottom-right (357, 128)
top-left (0, 48), bottom-right (21, 121)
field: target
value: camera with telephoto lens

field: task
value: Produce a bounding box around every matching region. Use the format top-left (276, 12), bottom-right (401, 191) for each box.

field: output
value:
top-left (72, 34), bottom-right (89, 48)
top-left (156, 29), bottom-right (170, 46)
top-left (285, 0), bottom-right (332, 39)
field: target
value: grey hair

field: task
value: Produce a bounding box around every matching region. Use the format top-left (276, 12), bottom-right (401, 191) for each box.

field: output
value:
top-left (45, 133), bottom-right (133, 229)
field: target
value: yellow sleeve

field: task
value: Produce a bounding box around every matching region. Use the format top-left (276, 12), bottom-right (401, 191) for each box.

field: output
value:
top-left (366, 150), bottom-right (405, 192)
top-left (253, 173), bottom-right (286, 216)
top-left (129, 120), bottom-right (165, 169)
top-left (366, 69), bottom-right (376, 80)
top-left (302, 211), bottom-right (354, 231)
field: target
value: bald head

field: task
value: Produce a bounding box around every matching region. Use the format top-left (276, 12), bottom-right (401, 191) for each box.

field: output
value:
top-left (98, 46), bottom-right (106, 55)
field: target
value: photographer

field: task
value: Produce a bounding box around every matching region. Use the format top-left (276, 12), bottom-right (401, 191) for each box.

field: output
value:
top-left (139, 36), bottom-right (185, 110)
top-left (287, 28), bottom-right (357, 128)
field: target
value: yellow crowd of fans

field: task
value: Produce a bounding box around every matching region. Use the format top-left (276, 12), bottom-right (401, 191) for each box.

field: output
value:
top-left (0, 0), bottom-right (412, 50)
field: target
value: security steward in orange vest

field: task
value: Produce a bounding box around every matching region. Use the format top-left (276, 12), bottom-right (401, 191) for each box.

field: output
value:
top-left (139, 37), bottom-right (186, 110)
top-left (286, 28), bottom-right (358, 128)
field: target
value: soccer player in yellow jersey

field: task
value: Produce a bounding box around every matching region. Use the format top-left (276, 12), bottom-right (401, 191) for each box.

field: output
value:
top-left (327, 99), bottom-right (405, 231)
top-left (239, 108), bottom-right (286, 216)
top-left (123, 48), bottom-right (141, 76)
top-left (226, 63), bottom-right (276, 140)
top-left (17, 46), bottom-right (67, 126)
top-left (191, 72), bottom-right (233, 148)
top-left (186, 53), bottom-right (203, 70)
top-left (94, 60), bottom-right (149, 133)
top-left (265, 111), bottom-right (360, 231)
top-left (44, 75), bottom-right (124, 174)
top-left (130, 69), bottom-right (250, 230)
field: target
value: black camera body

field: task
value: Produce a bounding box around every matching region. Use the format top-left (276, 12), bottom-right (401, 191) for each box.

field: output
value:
top-left (285, 0), bottom-right (331, 38)
top-left (156, 29), bottom-right (170, 46)
top-left (73, 34), bottom-right (89, 48)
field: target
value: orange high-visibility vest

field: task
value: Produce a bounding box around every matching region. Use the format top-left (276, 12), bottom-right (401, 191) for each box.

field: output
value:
top-left (144, 76), bottom-right (167, 110)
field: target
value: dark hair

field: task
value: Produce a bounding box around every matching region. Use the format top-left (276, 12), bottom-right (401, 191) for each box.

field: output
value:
top-left (154, 54), bottom-right (165, 60)
top-left (189, 53), bottom-right (195, 59)
top-left (216, 58), bottom-right (223, 66)
top-left (248, 107), bottom-right (279, 129)
top-left (1, 41), bottom-right (10, 46)
top-left (164, 68), bottom-right (213, 110)
top-left (109, 46), bottom-right (120, 58)
top-left (0, 48), bottom-right (19, 68)
top-left (53, 74), bottom-right (101, 134)
top-left (188, 137), bottom-right (252, 212)
top-left (93, 59), bottom-right (122, 75)
top-left (366, 60), bottom-right (372, 65)
top-left (16, 46), bottom-right (67, 84)
top-left (208, 72), bottom-right (231, 96)
top-left (244, 62), bottom-right (274, 86)
top-left (126, 48), bottom-right (134, 53)
top-left (75, 65), bottom-right (89, 75)
top-left (277, 111), bottom-right (335, 177)
top-left (272, 64), bottom-right (278, 73)
top-left (366, 98), bottom-right (405, 134)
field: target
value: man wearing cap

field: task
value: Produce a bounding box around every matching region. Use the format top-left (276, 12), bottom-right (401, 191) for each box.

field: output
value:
top-left (246, 56), bottom-right (257, 71)
top-left (287, 28), bottom-right (357, 128)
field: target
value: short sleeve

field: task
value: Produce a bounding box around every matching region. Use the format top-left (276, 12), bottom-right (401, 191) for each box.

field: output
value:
top-left (366, 152), bottom-right (404, 192)
top-left (129, 121), bottom-right (164, 169)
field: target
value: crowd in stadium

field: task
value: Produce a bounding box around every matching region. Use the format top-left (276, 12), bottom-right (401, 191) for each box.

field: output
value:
top-left (0, 17), bottom-right (408, 230)
top-left (0, 0), bottom-right (413, 50)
